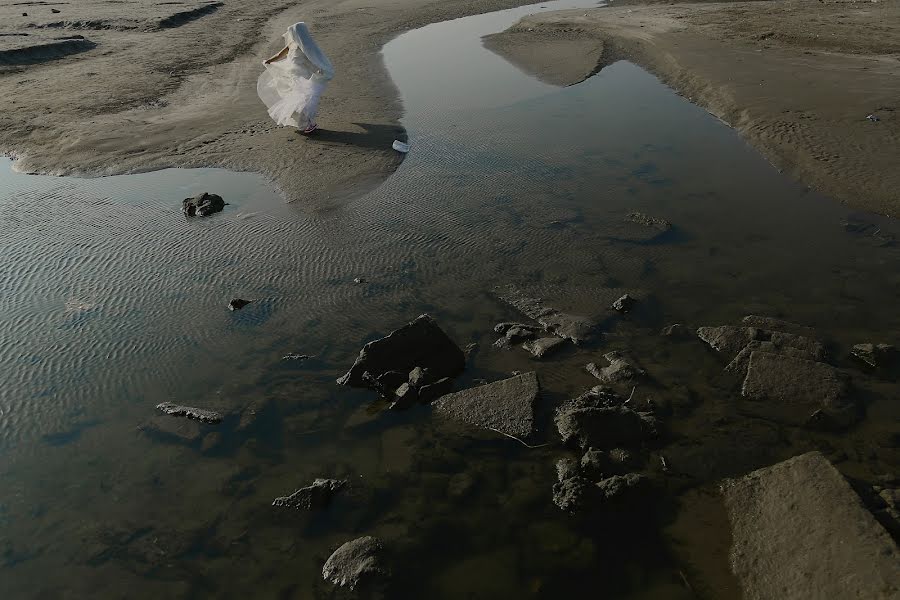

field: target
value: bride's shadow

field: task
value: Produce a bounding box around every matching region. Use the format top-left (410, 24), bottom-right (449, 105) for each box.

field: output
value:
top-left (308, 122), bottom-right (406, 150)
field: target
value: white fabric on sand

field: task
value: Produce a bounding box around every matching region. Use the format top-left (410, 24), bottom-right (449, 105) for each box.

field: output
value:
top-left (257, 22), bottom-right (334, 128)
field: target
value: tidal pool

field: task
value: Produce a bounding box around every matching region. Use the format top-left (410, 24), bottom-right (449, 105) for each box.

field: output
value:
top-left (1, 0), bottom-right (898, 597)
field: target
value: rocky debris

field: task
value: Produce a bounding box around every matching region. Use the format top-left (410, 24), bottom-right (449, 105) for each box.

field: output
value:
top-left (697, 326), bottom-right (759, 360)
top-left (228, 298), bottom-right (251, 311)
top-left (496, 286), bottom-right (598, 344)
top-left (722, 452), bottom-right (900, 599)
top-left (322, 536), bottom-right (389, 590)
top-left (740, 352), bottom-right (854, 428)
top-left (585, 351), bottom-right (645, 384)
top-left (493, 322), bottom-right (539, 349)
top-left (555, 391), bottom-right (656, 451)
top-left (660, 324), bottom-right (694, 337)
top-left (138, 416), bottom-right (203, 445)
top-left (337, 314), bottom-right (465, 389)
top-left (611, 294), bottom-right (637, 313)
top-left (596, 473), bottom-right (648, 501)
top-left (522, 336), bottom-right (566, 359)
top-left (272, 478), bottom-right (348, 511)
top-left (391, 382), bottom-right (418, 410)
top-left (725, 338), bottom-right (824, 379)
top-left (553, 455), bottom-right (649, 513)
top-left (155, 402), bottom-right (222, 424)
top-left (851, 343), bottom-right (897, 369)
top-left (432, 372), bottom-right (539, 440)
top-left (741, 315), bottom-right (818, 339)
top-left (417, 376), bottom-right (453, 404)
top-left (182, 192), bottom-right (224, 217)
top-left (625, 212), bottom-right (671, 232)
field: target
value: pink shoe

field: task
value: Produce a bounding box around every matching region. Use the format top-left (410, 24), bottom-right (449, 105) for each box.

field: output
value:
top-left (300, 122), bottom-right (318, 135)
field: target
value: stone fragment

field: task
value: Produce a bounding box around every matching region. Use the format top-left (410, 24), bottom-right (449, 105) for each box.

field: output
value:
top-left (228, 298), bottom-right (251, 311)
top-left (432, 372), bottom-right (539, 440)
top-left (741, 315), bottom-right (817, 339)
top-left (851, 343), bottom-right (897, 369)
top-left (407, 366), bottom-right (429, 388)
top-left (595, 473), bottom-right (648, 501)
top-left (585, 351), bottom-right (645, 384)
top-left (337, 314), bottom-right (465, 388)
top-left (272, 478), bottom-right (347, 511)
top-left (182, 192), bottom-right (224, 217)
top-left (553, 474), bottom-right (591, 513)
top-left (555, 402), bottom-right (656, 451)
top-left (697, 326), bottom-right (759, 360)
top-left (496, 286), bottom-right (597, 344)
top-left (522, 336), bottom-right (566, 359)
top-left (390, 382), bottom-right (418, 410)
top-left (418, 377), bottom-right (453, 403)
top-left (322, 536), bottom-right (388, 590)
top-left (611, 294), bottom-right (637, 313)
top-left (625, 212), bottom-right (671, 231)
top-left (155, 402), bottom-right (222, 424)
top-left (660, 324), bottom-right (693, 337)
top-left (725, 340), bottom-right (821, 379)
top-left (722, 452), bottom-right (900, 599)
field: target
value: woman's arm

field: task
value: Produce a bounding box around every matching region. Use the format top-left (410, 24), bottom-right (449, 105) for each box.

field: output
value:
top-left (264, 46), bottom-right (289, 65)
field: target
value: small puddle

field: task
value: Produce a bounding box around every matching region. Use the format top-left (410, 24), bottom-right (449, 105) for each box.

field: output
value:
top-left (1, 1), bottom-right (898, 598)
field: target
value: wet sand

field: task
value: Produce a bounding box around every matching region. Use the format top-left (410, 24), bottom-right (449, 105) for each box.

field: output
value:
top-left (484, 0), bottom-right (900, 217)
top-left (0, 0), bottom-right (539, 208)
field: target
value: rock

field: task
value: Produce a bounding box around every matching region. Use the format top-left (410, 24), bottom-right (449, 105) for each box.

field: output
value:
top-left (496, 286), bottom-right (597, 344)
top-left (609, 448), bottom-right (639, 471)
top-left (625, 212), bottom-right (671, 232)
top-left (418, 377), bottom-right (453, 403)
top-left (51, 8), bottom-right (61, 13)
top-left (139, 416), bottom-right (203, 445)
top-left (660, 324), bottom-right (693, 337)
top-left (377, 370), bottom-right (408, 391)
top-left (322, 536), bottom-right (389, 590)
top-left (272, 478), bottom-right (347, 511)
top-left (353, 277), bottom-right (366, 284)
top-left (611, 294), bottom-right (637, 313)
top-left (337, 314), bottom-right (465, 388)
top-left (182, 192), bottom-right (225, 217)
top-left (522, 336), bottom-right (566, 359)
top-left (769, 331), bottom-right (825, 361)
top-left (595, 473), bottom-right (648, 501)
top-left (408, 366), bottom-right (429, 388)
top-left (741, 315), bottom-right (817, 339)
top-left (390, 382), bottom-right (418, 410)
top-left (505, 325), bottom-right (536, 344)
top-left (722, 452), bottom-right (900, 599)
top-left (464, 342), bottom-right (479, 360)
top-left (556, 401), bottom-right (656, 451)
top-left (580, 448), bottom-right (607, 478)
top-left (740, 352), bottom-right (854, 428)
top-left (155, 402), bottom-right (222, 424)
top-left (553, 474), bottom-right (592, 513)
top-left (851, 343), bottom-right (897, 369)
top-left (585, 351), bottom-right (645, 384)
top-left (697, 325), bottom-right (759, 360)
top-left (432, 372), bottom-right (539, 440)
top-left (725, 338), bottom-right (823, 379)
top-left (556, 457), bottom-right (580, 482)
top-left (228, 298), bottom-right (251, 311)
top-left (281, 353), bottom-right (310, 361)
top-left (236, 398), bottom-right (271, 432)
top-left (493, 322), bottom-right (541, 335)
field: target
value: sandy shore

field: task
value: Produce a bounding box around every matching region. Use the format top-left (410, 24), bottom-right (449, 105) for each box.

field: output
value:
top-left (0, 0), bottom-right (537, 208)
top-left (484, 0), bottom-right (900, 217)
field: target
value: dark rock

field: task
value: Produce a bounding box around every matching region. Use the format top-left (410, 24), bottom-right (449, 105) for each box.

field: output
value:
top-left (182, 192), bottom-right (225, 217)
top-left (493, 322), bottom-right (541, 335)
top-left (726, 339), bottom-right (823, 379)
top-left (155, 402), bottom-right (222, 424)
top-left (272, 478), bottom-right (347, 510)
top-left (556, 457), bottom-right (581, 482)
top-left (139, 416), bottom-right (203, 445)
top-left (377, 370), bottom-right (408, 391)
top-left (556, 401), bottom-right (656, 451)
top-left (281, 353), bottom-right (310, 361)
top-left (609, 448), bottom-right (639, 471)
top-left (553, 474), bottom-right (592, 513)
top-left (337, 314), bottom-right (465, 389)
top-left (51, 9), bottom-right (61, 13)
top-left (625, 212), bottom-right (671, 232)
top-left (522, 336), bottom-right (566, 359)
top-left (595, 473), bottom-right (648, 501)
top-left (660, 324), bottom-right (694, 337)
top-left (851, 343), bottom-right (897, 369)
top-left (612, 294), bottom-right (637, 313)
top-left (432, 372), bottom-right (539, 440)
top-left (418, 377), bottom-right (453, 403)
top-left (741, 352), bottom-right (854, 428)
top-left (390, 382), bottom-right (418, 410)
top-left (464, 342), bottom-right (479, 360)
top-left (741, 315), bottom-right (818, 339)
top-left (496, 286), bottom-right (597, 344)
top-left (585, 351), bottom-right (645, 384)
top-left (353, 277), bottom-right (366, 284)
top-left (505, 325), bottom-right (536, 344)
top-left (228, 298), bottom-right (251, 311)
top-left (697, 325), bottom-right (759, 359)
top-left (322, 536), bottom-right (388, 590)
top-left (580, 448), bottom-right (608, 479)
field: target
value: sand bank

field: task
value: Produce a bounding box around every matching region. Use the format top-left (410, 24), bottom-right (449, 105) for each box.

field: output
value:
top-left (0, 0), bottom-right (538, 208)
top-left (484, 0), bottom-right (900, 216)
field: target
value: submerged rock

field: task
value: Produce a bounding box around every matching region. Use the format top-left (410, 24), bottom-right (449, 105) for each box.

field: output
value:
top-left (722, 452), bottom-right (900, 599)
top-left (725, 338), bottom-right (824, 379)
top-left (337, 314), bottom-right (465, 389)
top-left (322, 536), bottom-right (389, 590)
top-left (228, 298), bottom-right (251, 311)
top-left (139, 416), bottom-right (204, 445)
top-left (155, 402), bottom-right (222, 424)
top-left (585, 351), bottom-right (645, 384)
top-left (851, 343), bottom-right (897, 369)
top-left (182, 192), bottom-right (225, 217)
top-left (522, 336), bottom-right (566, 359)
top-left (553, 474), bottom-right (592, 513)
top-left (496, 286), bottom-right (598, 344)
top-left (697, 325), bottom-right (759, 359)
top-left (740, 352), bottom-right (854, 428)
top-left (556, 402), bottom-right (655, 451)
top-left (390, 382), bottom-right (418, 410)
top-left (418, 376), bottom-right (454, 404)
top-left (611, 294), bottom-right (637, 313)
top-left (596, 473), bottom-right (648, 501)
top-left (272, 478), bottom-right (347, 511)
top-left (432, 372), bottom-right (539, 440)
top-left (625, 212), bottom-right (671, 232)
top-left (660, 324), bottom-right (694, 338)
top-left (741, 315), bottom-right (818, 339)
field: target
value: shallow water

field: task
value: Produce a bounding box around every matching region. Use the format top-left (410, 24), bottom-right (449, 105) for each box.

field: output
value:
top-left (1, 0), bottom-right (899, 598)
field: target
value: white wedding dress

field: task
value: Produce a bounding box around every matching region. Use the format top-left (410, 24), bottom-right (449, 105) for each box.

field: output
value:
top-left (257, 23), bottom-right (334, 129)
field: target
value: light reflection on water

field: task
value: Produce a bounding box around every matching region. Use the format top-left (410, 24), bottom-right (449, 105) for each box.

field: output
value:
top-left (0, 0), bottom-right (898, 597)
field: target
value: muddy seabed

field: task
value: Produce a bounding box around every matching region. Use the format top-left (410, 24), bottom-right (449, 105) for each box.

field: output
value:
top-left (1, 3), bottom-right (899, 598)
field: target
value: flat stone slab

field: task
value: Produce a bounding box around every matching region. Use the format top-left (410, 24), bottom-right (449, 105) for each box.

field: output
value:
top-left (432, 372), bottom-right (539, 440)
top-left (722, 452), bottom-right (900, 599)
top-left (496, 286), bottom-right (598, 344)
top-left (322, 536), bottom-right (388, 590)
top-left (741, 315), bottom-right (818, 339)
top-left (740, 352), bottom-right (852, 427)
top-left (522, 336), bottom-right (566, 359)
top-left (697, 325), bottom-right (759, 360)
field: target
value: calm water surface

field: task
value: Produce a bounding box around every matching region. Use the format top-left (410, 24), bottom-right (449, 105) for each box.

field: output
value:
top-left (1, 1), bottom-right (898, 598)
